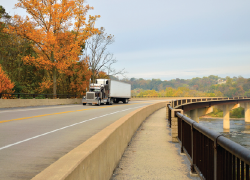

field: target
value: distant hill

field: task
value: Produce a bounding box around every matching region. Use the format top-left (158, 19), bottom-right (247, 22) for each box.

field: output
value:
top-left (120, 75), bottom-right (250, 98)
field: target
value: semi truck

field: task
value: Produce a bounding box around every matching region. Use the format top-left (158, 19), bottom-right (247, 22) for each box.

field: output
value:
top-left (82, 79), bottom-right (131, 106)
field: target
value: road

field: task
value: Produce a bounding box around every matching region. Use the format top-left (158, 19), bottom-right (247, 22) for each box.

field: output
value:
top-left (0, 100), bottom-right (161, 180)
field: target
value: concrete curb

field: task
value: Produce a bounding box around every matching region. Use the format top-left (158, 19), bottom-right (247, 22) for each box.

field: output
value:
top-left (0, 99), bottom-right (82, 108)
top-left (31, 101), bottom-right (168, 180)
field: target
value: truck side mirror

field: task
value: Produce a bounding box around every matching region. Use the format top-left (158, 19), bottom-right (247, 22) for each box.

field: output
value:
top-left (106, 80), bottom-right (108, 84)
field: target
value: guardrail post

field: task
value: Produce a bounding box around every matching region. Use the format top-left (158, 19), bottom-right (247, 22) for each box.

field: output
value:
top-left (213, 135), bottom-right (223, 180)
top-left (180, 115), bottom-right (184, 153)
top-left (171, 109), bottom-right (183, 142)
top-left (166, 102), bottom-right (172, 127)
top-left (190, 122), bottom-right (198, 176)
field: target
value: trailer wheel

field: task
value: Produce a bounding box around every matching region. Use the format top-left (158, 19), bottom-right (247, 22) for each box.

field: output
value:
top-left (123, 99), bottom-right (128, 104)
top-left (83, 103), bottom-right (86, 105)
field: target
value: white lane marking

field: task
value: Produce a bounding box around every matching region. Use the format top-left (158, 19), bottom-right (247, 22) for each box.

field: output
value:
top-left (0, 105), bottom-right (83, 113)
top-left (0, 105), bottom-right (145, 151)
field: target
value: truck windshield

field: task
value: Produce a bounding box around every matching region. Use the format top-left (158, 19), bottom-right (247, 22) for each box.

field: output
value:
top-left (90, 89), bottom-right (100, 92)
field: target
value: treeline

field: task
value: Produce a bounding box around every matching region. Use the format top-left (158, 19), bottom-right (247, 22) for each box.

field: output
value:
top-left (122, 75), bottom-right (250, 97)
top-left (131, 87), bottom-right (222, 97)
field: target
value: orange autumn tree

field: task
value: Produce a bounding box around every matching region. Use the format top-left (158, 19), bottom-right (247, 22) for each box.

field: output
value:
top-left (0, 65), bottom-right (14, 96)
top-left (64, 58), bottom-right (92, 95)
top-left (7, 0), bottom-right (99, 95)
top-left (97, 71), bottom-right (109, 79)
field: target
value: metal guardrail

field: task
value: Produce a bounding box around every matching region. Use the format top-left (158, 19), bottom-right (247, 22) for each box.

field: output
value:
top-left (167, 98), bottom-right (250, 179)
top-left (176, 111), bottom-right (250, 180)
top-left (0, 93), bottom-right (81, 99)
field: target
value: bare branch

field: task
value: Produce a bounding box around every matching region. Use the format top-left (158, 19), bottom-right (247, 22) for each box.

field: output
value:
top-left (81, 27), bottom-right (125, 82)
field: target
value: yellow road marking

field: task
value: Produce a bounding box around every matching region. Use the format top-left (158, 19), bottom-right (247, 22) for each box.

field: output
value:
top-left (0, 102), bottom-right (146, 124)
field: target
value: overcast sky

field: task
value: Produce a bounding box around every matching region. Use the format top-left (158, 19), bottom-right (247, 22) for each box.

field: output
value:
top-left (2, 0), bottom-right (250, 80)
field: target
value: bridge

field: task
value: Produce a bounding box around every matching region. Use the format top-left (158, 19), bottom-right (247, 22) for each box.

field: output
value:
top-left (168, 97), bottom-right (250, 130)
top-left (0, 97), bottom-right (249, 179)
top-left (167, 97), bottom-right (250, 180)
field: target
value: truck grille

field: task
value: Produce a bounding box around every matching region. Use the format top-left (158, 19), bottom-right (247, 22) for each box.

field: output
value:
top-left (86, 92), bottom-right (95, 99)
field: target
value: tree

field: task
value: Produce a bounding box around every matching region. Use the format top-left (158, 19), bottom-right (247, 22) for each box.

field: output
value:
top-left (97, 71), bottom-right (109, 79)
top-left (83, 27), bottom-right (125, 83)
top-left (0, 65), bottom-right (14, 95)
top-left (6, 0), bottom-right (99, 95)
top-left (165, 87), bottom-right (175, 96)
top-left (64, 60), bottom-right (92, 96)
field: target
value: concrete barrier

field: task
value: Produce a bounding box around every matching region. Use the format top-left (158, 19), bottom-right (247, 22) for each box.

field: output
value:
top-left (0, 99), bottom-right (82, 108)
top-left (0, 97), bottom-right (218, 108)
top-left (31, 101), bottom-right (168, 180)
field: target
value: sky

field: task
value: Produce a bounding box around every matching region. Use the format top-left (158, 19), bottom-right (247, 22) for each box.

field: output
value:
top-left (1, 0), bottom-right (250, 80)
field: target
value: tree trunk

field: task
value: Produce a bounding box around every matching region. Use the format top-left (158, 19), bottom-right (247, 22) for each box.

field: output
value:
top-left (53, 66), bottom-right (57, 97)
top-left (51, 50), bottom-right (57, 97)
top-left (91, 69), bottom-right (95, 84)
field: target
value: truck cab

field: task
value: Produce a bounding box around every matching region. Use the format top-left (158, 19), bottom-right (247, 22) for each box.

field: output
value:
top-left (83, 79), bottom-right (111, 106)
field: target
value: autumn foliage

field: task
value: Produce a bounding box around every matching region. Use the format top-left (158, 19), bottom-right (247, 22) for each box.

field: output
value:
top-left (0, 65), bottom-right (14, 94)
top-left (5, 0), bottom-right (99, 95)
top-left (97, 71), bottom-right (109, 79)
top-left (132, 87), bottom-right (223, 97)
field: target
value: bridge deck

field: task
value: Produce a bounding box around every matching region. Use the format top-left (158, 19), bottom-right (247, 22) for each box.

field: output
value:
top-left (111, 108), bottom-right (199, 180)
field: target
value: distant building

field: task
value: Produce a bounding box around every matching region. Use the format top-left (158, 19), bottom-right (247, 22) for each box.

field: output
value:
top-left (217, 79), bottom-right (226, 84)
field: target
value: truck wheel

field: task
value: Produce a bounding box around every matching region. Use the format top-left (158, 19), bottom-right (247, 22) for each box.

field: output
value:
top-left (109, 98), bottom-right (113, 105)
top-left (123, 99), bottom-right (128, 104)
top-left (83, 103), bottom-right (86, 105)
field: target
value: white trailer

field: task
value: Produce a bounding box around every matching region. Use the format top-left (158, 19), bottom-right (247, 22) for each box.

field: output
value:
top-left (82, 79), bottom-right (131, 106)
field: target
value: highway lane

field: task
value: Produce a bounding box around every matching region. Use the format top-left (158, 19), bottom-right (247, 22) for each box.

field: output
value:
top-left (0, 100), bottom-right (162, 180)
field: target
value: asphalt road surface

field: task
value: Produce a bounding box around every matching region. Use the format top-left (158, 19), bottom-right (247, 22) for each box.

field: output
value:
top-left (0, 100), bottom-right (163, 180)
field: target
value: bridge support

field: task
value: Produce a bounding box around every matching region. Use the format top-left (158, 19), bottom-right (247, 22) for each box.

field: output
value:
top-left (216, 104), bottom-right (240, 130)
top-left (186, 107), bottom-right (213, 123)
top-left (223, 105), bottom-right (230, 130)
top-left (190, 109), bottom-right (199, 123)
top-left (240, 102), bottom-right (250, 123)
